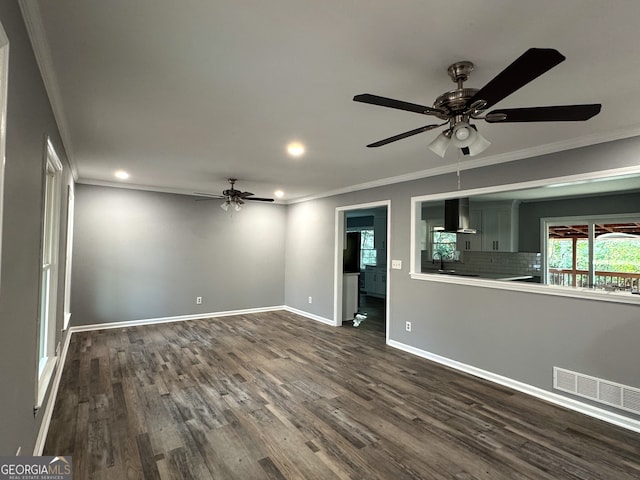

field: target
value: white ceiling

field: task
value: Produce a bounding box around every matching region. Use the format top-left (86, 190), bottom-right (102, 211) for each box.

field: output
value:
top-left (20, 0), bottom-right (640, 202)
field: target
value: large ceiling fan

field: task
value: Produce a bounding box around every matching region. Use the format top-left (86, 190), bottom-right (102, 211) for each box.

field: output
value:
top-left (354, 48), bottom-right (601, 157)
top-left (195, 178), bottom-right (274, 211)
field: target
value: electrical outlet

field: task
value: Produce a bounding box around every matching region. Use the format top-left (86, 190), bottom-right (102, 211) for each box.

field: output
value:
top-left (308, 296), bottom-right (313, 304)
top-left (405, 321), bottom-right (412, 332)
top-left (196, 296), bottom-right (202, 305)
top-left (392, 260), bottom-right (402, 269)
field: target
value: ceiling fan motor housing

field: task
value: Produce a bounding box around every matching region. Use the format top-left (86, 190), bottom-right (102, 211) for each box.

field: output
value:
top-left (433, 88), bottom-right (479, 119)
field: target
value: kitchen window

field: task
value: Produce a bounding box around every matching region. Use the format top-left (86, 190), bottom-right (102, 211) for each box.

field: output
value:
top-left (431, 230), bottom-right (457, 261)
top-left (347, 228), bottom-right (376, 267)
top-left (360, 229), bottom-right (376, 266)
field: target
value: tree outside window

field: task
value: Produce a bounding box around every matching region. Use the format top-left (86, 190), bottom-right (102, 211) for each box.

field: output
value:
top-left (432, 230), bottom-right (457, 261)
top-left (546, 218), bottom-right (640, 290)
top-left (360, 229), bottom-right (376, 266)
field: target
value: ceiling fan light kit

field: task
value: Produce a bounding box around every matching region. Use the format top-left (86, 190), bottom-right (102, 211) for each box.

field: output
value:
top-left (427, 131), bottom-right (451, 157)
top-left (220, 199), bottom-right (242, 211)
top-left (428, 122), bottom-right (491, 158)
top-left (196, 178), bottom-right (275, 212)
top-left (354, 48), bottom-right (601, 157)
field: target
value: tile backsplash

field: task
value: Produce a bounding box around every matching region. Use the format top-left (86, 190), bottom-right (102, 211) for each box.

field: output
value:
top-left (459, 251), bottom-right (541, 275)
top-left (421, 250), bottom-right (541, 276)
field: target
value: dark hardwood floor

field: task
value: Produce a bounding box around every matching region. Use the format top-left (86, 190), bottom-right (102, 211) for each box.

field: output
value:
top-left (343, 294), bottom-right (386, 333)
top-left (45, 311), bottom-right (640, 479)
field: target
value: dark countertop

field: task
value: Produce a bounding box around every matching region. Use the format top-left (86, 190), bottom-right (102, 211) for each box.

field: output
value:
top-left (422, 268), bottom-right (535, 281)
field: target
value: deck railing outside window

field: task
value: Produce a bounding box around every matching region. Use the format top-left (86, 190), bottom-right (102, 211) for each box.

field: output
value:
top-left (548, 269), bottom-right (640, 291)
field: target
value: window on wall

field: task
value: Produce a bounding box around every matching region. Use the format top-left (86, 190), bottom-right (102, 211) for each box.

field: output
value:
top-left (346, 228), bottom-right (377, 267)
top-left (544, 215), bottom-right (640, 291)
top-left (0, 22), bottom-right (8, 285)
top-left (360, 229), bottom-right (376, 266)
top-left (422, 219), bottom-right (458, 261)
top-left (431, 230), bottom-right (457, 261)
top-left (37, 139), bottom-right (63, 407)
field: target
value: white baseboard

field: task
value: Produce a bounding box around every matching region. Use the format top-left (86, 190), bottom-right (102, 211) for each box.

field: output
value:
top-left (33, 304), bottom-right (334, 453)
top-left (40, 309), bottom-right (638, 455)
top-left (33, 327), bottom-right (74, 455)
top-left (387, 339), bottom-right (640, 434)
top-left (69, 305), bottom-right (285, 333)
top-left (34, 305), bottom-right (289, 452)
top-left (282, 306), bottom-right (337, 326)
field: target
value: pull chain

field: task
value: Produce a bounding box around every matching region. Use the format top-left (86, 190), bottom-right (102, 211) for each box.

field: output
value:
top-left (456, 148), bottom-right (462, 190)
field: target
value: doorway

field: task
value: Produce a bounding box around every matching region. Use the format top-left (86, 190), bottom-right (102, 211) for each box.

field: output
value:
top-left (335, 201), bottom-right (390, 340)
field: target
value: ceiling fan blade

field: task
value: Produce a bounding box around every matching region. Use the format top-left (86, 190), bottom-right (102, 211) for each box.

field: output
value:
top-left (354, 93), bottom-right (443, 116)
top-left (194, 192), bottom-right (225, 198)
top-left (246, 197), bottom-right (274, 202)
top-left (469, 48), bottom-right (566, 109)
top-left (366, 124), bottom-right (442, 148)
top-left (485, 104), bottom-right (601, 123)
top-left (238, 191), bottom-right (255, 198)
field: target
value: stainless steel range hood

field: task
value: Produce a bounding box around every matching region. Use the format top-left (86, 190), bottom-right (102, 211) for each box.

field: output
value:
top-left (444, 198), bottom-right (477, 234)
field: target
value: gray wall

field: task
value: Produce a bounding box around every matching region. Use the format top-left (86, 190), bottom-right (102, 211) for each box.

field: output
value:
top-left (285, 137), bottom-right (640, 421)
top-left (71, 185), bottom-right (286, 325)
top-left (519, 191), bottom-right (640, 252)
top-left (0, 3), bottom-right (73, 455)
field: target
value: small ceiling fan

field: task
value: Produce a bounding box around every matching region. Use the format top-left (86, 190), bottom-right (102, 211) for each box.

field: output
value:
top-left (354, 48), bottom-right (601, 157)
top-left (195, 178), bottom-right (274, 211)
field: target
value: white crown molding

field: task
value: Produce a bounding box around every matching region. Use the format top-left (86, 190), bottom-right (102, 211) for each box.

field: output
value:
top-left (72, 125), bottom-right (640, 206)
top-left (75, 125), bottom-right (640, 204)
top-left (18, 1), bottom-right (640, 203)
top-left (18, 0), bottom-right (78, 180)
top-left (76, 177), bottom-right (289, 204)
top-left (290, 125), bottom-right (640, 204)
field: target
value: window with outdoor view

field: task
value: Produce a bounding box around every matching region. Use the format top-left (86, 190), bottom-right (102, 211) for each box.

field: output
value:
top-left (432, 230), bottom-right (457, 261)
top-left (545, 216), bottom-right (640, 292)
top-left (360, 229), bottom-right (376, 266)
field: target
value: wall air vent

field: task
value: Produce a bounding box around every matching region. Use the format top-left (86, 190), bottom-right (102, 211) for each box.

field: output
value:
top-left (553, 367), bottom-right (640, 415)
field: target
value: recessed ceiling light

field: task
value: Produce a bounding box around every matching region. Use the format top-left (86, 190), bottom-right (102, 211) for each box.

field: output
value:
top-left (286, 142), bottom-right (305, 157)
top-left (274, 190), bottom-right (284, 198)
top-left (114, 170), bottom-right (129, 180)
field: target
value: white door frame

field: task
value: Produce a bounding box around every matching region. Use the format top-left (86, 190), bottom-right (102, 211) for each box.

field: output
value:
top-left (334, 200), bottom-right (391, 341)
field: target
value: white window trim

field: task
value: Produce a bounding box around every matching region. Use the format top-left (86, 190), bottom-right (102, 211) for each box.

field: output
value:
top-left (0, 23), bottom-right (8, 287)
top-left (542, 212), bottom-right (640, 286)
top-left (409, 166), bottom-right (640, 306)
top-left (63, 185), bottom-right (74, 330)
top-left (36, 138), bottom-right (63, 408)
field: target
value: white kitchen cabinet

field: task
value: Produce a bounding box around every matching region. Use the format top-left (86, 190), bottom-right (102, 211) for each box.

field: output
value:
top-left (455, 202), bottom-right (519, 252)
top-left (481, 202), bottom-right (519, 252)
top-left (364, 266), bottom-right (386, 298)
